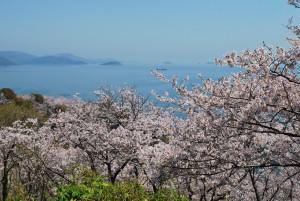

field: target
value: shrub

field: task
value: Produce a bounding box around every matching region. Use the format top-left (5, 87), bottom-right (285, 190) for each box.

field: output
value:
top-left (54, 104), bottom-right (67, 113)
top-left (0, 102), bottom-right (47, 127)
top-left (32, 93), bottom-right (45, 104)
top-left (14, 97), bottom-right (33, 109)
top-left (56, 172), bottom-right (188, 201)
top-left (0, 88), bottom-right (17, 100)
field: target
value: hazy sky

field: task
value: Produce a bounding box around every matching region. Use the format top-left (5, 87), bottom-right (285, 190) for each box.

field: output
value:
top-left (0, 1), bottom-right (298, 64)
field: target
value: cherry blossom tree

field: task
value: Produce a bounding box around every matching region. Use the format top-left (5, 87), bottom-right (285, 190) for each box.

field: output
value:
top-left (42, 86), bottom-right (180, 191)
top-left (152, 3), bottom-right (300, 200)
top-left (0, 119), bottom-right (40, 200)
top-left (2, 1), bottom-right (300, 200)
top-left (0, 87), bottom-right (182, 199)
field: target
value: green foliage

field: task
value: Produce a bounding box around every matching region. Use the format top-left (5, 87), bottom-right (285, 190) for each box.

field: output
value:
top-left (7, 184), bottom-right (28, 201)
top-left (0, 89), bottom-right (48, 127)
top-left (56, 172), bottom-right (188, 201)
top-left (32, 93), bottom-right (45, 104)
top-left (54, 104), bottom-right (67, 113)
top-left (0, 89), bottom-right (49, 127)
top-left (0, 102), bottom-right (47, 127)
top-left (0, 88), bottom-right (17, 100)
top-left (5, 169), bottom-right (53, 201)
top-left (160, 135), bottom-right (170, 144)
top-left (14, 97), bottom-right (33, 109)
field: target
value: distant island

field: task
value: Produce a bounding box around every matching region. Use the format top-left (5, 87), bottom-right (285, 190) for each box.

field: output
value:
top-left (0, 51), bottom-right (120, 66)
top-left (100, 61), bottom-right (122, 66)
top-left (0, 57), bottom-right (17, 66)
top-left (25, 56), bottom-right (87, 65)
top-left (163, 61), bottom-right (172, 64)
top-left (0, 51), bottom-right (36, 64)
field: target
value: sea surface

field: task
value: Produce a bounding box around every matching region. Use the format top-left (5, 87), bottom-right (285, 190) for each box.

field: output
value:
top-left (0, 63), bottom-right (240, 101)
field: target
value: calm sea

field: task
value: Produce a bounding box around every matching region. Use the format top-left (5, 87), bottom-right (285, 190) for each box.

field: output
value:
top-left (0, 63), bottom-right (239, 101)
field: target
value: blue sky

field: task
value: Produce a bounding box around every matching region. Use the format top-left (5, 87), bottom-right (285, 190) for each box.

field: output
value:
top-left (0, 0), bottom-right (298, 64)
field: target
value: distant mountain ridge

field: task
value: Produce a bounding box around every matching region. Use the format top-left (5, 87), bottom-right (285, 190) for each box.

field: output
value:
top-left (0, 51), bottom-right (120, 65)
top-left (0, 51), bottom-right (36, 64)
top-left (25, 55), bottom-right (87, 65)
top-left (0, 57), bottom-right (17, 66)
top-left (55, 53), bottom-right (119, 64)
top-left (54, 53), bottom-right (92, 63)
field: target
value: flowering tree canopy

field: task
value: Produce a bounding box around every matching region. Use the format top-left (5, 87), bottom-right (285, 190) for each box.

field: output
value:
top-left (42, 87), bottom-right (180, 191)
top-left (151, 2), bottom-right (300, 200)
top-left (0, 1), bottom-right (300, 200)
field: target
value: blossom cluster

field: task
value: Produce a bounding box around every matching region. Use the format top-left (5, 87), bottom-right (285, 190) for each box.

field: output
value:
top-left (0, 1), bottom-right (300, 200)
